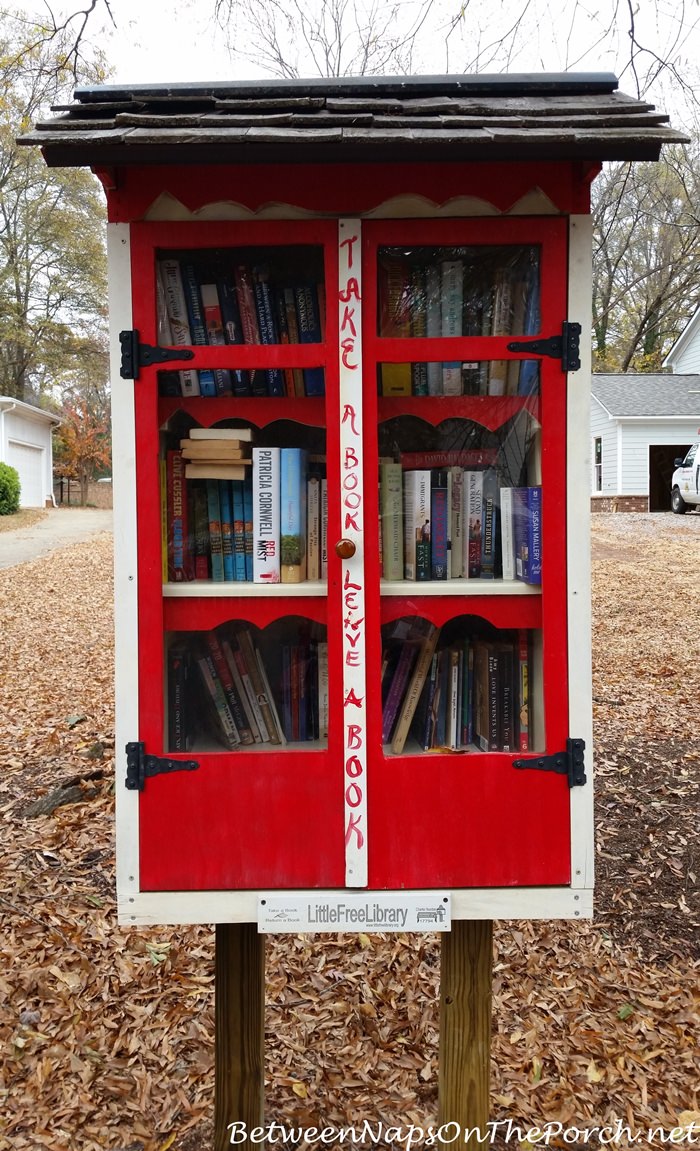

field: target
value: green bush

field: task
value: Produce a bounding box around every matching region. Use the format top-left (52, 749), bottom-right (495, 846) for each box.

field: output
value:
top-left (0, 462), bottom-right (21, 515)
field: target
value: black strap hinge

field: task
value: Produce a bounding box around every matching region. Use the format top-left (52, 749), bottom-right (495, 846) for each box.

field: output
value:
top-left (119, 330), bottom-right (195, 380)
top-left (125, 741), bottom-right (199, 792)
top-left (512, 737), bottom-right (586, 788)
top-left (507, 322), bottom-right (581, 373)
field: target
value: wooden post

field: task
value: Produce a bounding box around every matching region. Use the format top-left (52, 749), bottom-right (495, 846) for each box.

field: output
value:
top-left (438, 920), bottom-right (493, 1148)
top-left (214, 923), bottom-right (266, 1150)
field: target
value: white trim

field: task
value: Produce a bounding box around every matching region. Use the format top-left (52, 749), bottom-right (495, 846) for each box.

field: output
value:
top-left (590, 393), bottom-right (615, 420)
top-left (118, 885), bottom-right (592, 926)
top-left (338, 219), bottom-right (368, 888)
top-left (616, 421), bottom-right (623, 492)
top-left (663, 303), bottom-right (700, 368)
top-left (567, 216), bottom-right (594, 894)
top-left (109, 223), bottom-right (141, 911)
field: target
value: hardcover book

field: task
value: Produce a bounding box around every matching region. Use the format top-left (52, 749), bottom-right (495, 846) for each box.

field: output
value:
top-left (252, 446), bottom-right (281, 583)
top-left (513, 486), bottom-right (543, 585)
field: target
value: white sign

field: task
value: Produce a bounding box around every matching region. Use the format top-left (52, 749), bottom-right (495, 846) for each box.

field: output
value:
top-left (258, 891), bottom-right (451, 933)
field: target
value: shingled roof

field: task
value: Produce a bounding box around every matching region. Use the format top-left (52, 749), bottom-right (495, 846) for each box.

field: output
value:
top-left (593, 375), bottom-right (700, 419)
top-left (19, 73), bottom-right (687, 167)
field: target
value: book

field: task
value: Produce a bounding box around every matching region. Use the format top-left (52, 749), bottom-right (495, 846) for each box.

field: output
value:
top-left (158, 259), bottom-right (200, 396)
top-left (400, 448), bottom-right (498, 470)
top-left (232, 481), bottom-right (247, 581)
top-left (282, 286), bottom-right (306, 397)
top-left (513, 486), bottom-right (542, 585)
top-left (200, 282), bottom-right (233, 396)
top-left (425, 263), bottom-right (442, 396)
top-left (465, 470), bottom-right (484, 578)
top-left (499, 643), bottom-right (515, 753)
top-left (185, 463), bottom-right (250, 481)
top-left (430, 470), bottom-right (449, 580)
top-left (221, 638), bottom-right (263, 742)
top-left (205, 631), bottom-right (254, 744)
top-left (294, 283), bottom-right (325, 396)
top-left (488, 265), bottom-right (513, 396)
top-left (225, 640), bottom-right (270, 742)
top-left (181, 261), bottom-right (217, 397)
top-left (449, 467), bottom-right (465, 579)
top-left (317, 641), bottom-right (329, 741)
top-left (167, 645), bottom-right (192, 751)
top-left (191, 483), bottom-right (210, 580)
top-left (243, 480), bottom-right (254, 582)
top-left (441, 260), bottom-right (463, 395)
top-left (166, 450), bottom-right (191, 582)
top-left (273, 287), bottom-right (298, 397)
top-left (234, 264), bottom-right (265, 395)
top-left (252, 446), bottom-right (280, 583)
top-left (206, 479), bottom-right (224, 582)
top-left (188, 426), bottom-right (254, 442)
top-left (480, 468), bottom-right (501, 579)
top-left (219, 480), bottom-right (235, 582)
top-left (390, 623), bottom-right (440, 754)
top-left (500, 486), bottom-right (515, 581)
top-left (517, 630), bottom-right (530, 751)
top-left (403, 469), bottom-right (431, 581)
top-left (320, 478), bottom-right (328, 579)
top-left (252, 266), bottom-right (285, 396)
top-left (235, 627), bottom-right (283, 744)
top-left (410, 264), bottom-right (429, 396)
top-left (379, 256), bottom-right (412, 395)
top-left (280, 447), bottom-right (308, 583)
top-left (306, 474), bottom-right (321, 581)
top-left (195, 651), bottom-right (241, 749)
top-left (180, 440), bottom-right (250, 459)
top-left (382, 637), bottom-right (420, 744)
top-left (379, 460), bottom-right (404, 580)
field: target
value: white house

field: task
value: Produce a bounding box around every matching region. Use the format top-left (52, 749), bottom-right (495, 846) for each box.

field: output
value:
top-left (591, 375), bottom-right (700, 512)
top-left (663, 305), bottom-right (700, 373)
top-left (0, 397), bottom-right (61, 508)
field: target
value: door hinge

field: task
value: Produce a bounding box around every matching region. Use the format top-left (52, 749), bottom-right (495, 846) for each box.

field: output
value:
top-left (507, 321), bottom-right (581, 373)
top-left (512, 737), bottom-right (586, 788)
top-left (119, 329), bottom-right (195, 380)
top-left (125, 741), bottom-right (199, 792)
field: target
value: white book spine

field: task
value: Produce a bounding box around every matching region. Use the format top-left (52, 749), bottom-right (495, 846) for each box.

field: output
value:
top-left (159, 258), bottom-right (201, 397)
top-left (500, 486), bottom-right (515, 581)
top-left (252, 447), bottom-right (280, 583)
top-left (320, 478), bottom-right (328, 579)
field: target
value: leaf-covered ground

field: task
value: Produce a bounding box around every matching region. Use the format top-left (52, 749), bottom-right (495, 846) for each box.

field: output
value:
top-left (0, 515), bottom-right (697, 1150)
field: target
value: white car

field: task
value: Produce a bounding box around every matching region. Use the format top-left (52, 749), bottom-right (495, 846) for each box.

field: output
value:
top-left (671, 444), bottom-right (700, 513)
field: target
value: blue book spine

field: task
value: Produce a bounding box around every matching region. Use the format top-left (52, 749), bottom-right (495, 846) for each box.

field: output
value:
top-left (253, 268), bottom-right (285, 396)
top-left (232, 480), bottom-right (247, 581)
top-left (206, 480), bottom-right (225, 582)
top-left (181, 261), bottom-right (217, 397)
top-left (243, 480), bottom-right (254, 581)
top-left (294, 283), bottom-right (325, 396)
top-left (219, 481), bottom-right (235, 582)
top-left (526, 486), bottom-right (542, 584)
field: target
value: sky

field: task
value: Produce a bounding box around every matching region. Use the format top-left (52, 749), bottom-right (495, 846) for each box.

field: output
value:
top-left (7, 0), bottom-right (700, 127)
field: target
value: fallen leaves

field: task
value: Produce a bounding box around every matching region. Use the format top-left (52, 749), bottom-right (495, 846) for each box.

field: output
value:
top-left (0, 516), bottom-right (697, 1150)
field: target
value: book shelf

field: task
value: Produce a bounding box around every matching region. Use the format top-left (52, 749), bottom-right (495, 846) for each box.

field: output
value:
top-left (121, 209), bottom-right (585, 906)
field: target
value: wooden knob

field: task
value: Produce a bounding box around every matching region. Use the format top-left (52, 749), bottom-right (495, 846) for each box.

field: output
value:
top-left (335, 538), bottom-right (356, 559)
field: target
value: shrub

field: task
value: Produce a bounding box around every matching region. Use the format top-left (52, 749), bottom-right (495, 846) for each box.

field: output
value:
top-left (0, 462), bottom-right (21, 515)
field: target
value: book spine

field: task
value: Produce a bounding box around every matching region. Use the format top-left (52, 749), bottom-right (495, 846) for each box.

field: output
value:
top-left (234, 265), bottom-right (265, 396)
top-left (500, 486), bottom-right (515, 581)
top-left (487, 647), bottom-right (500, 751)
top-left (425, 263), bottom-right (442, 395)
top-left (381, 640), bottom-right (418, 744)
top-left (196, 653), bottom-right (241, 749)
top-left (230, 643), bottom-right (270, 742)
top-left (465, 470), bottom-right (484, 578)
top-left (221, 638), bottom-right (262, 742)
top-left (294, 283), bottom-right (325, 396)
top-left (390, 624), bottom-right (440, 755)
top-left (205, 632), bottom-right (254, 744)
top-left (166, 450), bottom-right (191, 582)
top-left (320, 478), bottom-right (328, 579)
top-left (219, 481), bottom-right (235, 582)
top-left (449, 467), bottom-right (465, 579)
top-left (167, 645), bottom-right (191, 751)
top-left (232, 481), bottom-right (247, 581)
top-left (191, 483), bottom-right (210, 580)
top-left (280, 447), bottom-right (308, 583)
top-left (430, 471), bottom-right (449, 580)
top-left (200, 282), bottom-right (233, 396)
top-left (217, 276), bottom-right (251, 396)
top-left (283, 286), bottom-right (306, 397)
top-left (273, 287), bottom-right (297, 398)
top-left (252, 267), bottom-right (285, 396)
top-left (379, 461), bottom-right (404, 581)
top-left (378, 255), bottom-right (411, 398)
top-left (252, 446), bottom-right (280, 583)
top-left (243, 480), bottom-right (254, 582)
top-left (500, 644), bottom-right (515, 753)
top-left (441, 260), bottom-right (463, 395)
top-left (306, 474), bottom-right (321, 581)
top-left (403, 469), bottom-right (431, 581)
top-left (527, 487), bottom-right (543, 585)
top-left (235, 628), bottom-right (281, 744)
top-left (206, 479), bottom-right (224, 582)
top-left (181, 261), bottom-right (217, 396)
top-left (480, 469), bottom-right (501, 579)
top-left (400, 449), bottom-right (498, 469)
top-left (517, 630), bottom-right (530, 752)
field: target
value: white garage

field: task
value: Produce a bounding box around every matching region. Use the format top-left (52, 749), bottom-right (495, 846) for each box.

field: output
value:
top-left (0, 397), bottom-right (61, 508)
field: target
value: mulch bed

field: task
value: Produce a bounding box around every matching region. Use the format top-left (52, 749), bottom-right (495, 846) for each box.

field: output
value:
top-left (0, 515), bottom-right (697, 1149)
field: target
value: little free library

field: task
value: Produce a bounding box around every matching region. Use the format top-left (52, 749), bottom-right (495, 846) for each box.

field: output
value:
top-left (23, 71), bottom-right (684, 1143)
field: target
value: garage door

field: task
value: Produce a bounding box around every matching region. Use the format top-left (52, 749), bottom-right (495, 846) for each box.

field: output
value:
top-left (6, 441), bottom-right (45, 507)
